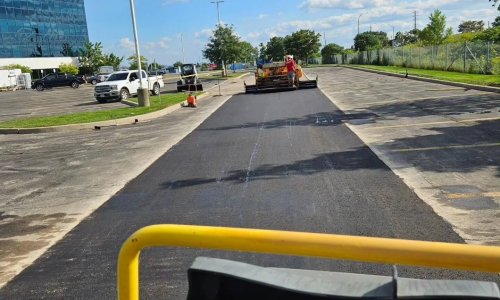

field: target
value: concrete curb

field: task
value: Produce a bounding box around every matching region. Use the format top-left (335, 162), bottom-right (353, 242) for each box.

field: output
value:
top-left (342, 66), bottom-right (500, 93)
top-left (0, 93), bottom-right (209, 135)
top-left (0, 73), bottom-right (251, 135)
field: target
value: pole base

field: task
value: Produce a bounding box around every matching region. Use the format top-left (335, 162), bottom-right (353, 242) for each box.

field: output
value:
top-left (137, 88), bottom-right (150, 107)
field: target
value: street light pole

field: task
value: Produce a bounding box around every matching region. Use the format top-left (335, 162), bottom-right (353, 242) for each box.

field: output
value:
top-left (211, 0), bottom-right (226, 78)
top-left (129, 0), bottom-right (149, 107)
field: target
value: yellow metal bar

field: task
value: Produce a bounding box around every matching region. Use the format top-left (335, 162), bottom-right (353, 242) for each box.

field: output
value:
top-left (117, 224), bottom-right (500, 300)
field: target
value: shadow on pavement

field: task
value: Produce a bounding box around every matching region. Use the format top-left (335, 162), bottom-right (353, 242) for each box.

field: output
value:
top-left (161, 146), bottom-right (386, 189)
top-left (378, 119), bottom-right (500, 177)
top-left (74, 101), bottom-right (104, 106)
top-left (366, 93), bottom-right (499, 119)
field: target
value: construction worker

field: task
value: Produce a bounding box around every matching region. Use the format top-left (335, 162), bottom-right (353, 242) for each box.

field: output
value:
top-left (186, 92), bottom-right (197, 108)
top-left (285, 55), bottom-right (296, 87)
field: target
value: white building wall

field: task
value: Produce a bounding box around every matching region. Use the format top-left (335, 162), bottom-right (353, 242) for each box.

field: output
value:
top-left (0, 57), bottom-right (80, 70)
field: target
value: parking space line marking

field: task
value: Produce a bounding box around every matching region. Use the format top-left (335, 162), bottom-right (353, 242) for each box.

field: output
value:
top-left (361, 116), bottom-right (500, 130)
top-left (358, 92), bottom-right (494, 106)
top-left (390, 142), bottom-right (500, 153)
top-left (447, 192), bottom-right (500, 199)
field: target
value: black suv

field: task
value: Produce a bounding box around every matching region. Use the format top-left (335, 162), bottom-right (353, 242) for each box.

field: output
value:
top-left (32, 73), bottom-right (85, 91)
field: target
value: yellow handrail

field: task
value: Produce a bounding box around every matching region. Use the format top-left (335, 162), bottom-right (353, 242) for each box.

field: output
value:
top-left (117, 224), bottom-right (500, 300)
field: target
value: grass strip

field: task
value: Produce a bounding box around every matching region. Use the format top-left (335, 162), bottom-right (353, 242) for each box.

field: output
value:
top-left (349, 65), bottom-right (500, 87)
top-left (0, 93), bottom-right (195, 129)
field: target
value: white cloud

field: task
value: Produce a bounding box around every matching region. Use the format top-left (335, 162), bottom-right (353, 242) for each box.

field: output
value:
top-left (259, 14), bottom-right (269, 19)
top-left (300, 0), bottom-right (395, 9)
top-left (143, 37), bottom-right (171, 50)
top-left (195, 28), bottom-right (213, 38)
top-left (246, 32), bottom-right (262, 39)
top-left (119, 37), bottom-right (134, 49)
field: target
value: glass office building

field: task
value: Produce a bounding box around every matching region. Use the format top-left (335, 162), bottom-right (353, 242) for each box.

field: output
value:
top-left (0, 0), bottom-right (89, 58)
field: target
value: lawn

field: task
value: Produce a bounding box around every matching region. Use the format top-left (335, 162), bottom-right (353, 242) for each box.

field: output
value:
top-left (0, 93), bottom-right (193, 129)
top-left (349, 65), bottom-right (500, 87)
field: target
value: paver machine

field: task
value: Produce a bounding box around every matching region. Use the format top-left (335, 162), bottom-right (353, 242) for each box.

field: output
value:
top-left (177, 64), bottom-right (203, 92)
top-left (244, 60), bottom-right (317, 93)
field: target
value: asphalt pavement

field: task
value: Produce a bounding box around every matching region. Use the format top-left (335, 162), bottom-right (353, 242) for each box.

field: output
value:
top-left (1, 83), bottom-right (498, 299)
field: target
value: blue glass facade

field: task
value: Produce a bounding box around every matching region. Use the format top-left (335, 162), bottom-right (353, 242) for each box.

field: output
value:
top-left (0, 0), bottom-right (89, 58)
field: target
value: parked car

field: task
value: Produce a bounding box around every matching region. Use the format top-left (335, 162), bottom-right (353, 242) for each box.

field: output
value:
top-left (31, 73), bottom-right (85, 91)
top-left (87, 73), bottom-right (111, 85)
top-left (94, 70), bottom-right (164, 103)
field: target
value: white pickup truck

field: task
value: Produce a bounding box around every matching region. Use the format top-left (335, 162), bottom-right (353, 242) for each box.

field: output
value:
top-left (94, 70), bottom-right (164, 103)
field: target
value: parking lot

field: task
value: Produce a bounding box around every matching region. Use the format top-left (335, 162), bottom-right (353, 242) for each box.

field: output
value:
top-left (0, 75), bottom-right (224, 123)
top-left (305, 67), bottom-right (500, 245)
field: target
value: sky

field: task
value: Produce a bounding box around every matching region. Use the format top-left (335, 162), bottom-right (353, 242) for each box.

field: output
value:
top-left (84, 0), bottom-right (499, 66)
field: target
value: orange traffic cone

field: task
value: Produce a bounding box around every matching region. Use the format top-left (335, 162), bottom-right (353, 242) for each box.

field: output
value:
top-left (187, 93), bottom-right (197, 108)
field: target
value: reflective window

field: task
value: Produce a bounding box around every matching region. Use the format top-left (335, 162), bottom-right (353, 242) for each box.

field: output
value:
top-left (0, 0), bottom-right (89, 58)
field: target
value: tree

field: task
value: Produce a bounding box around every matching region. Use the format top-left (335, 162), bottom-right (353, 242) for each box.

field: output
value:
top-left (127, 55), bottom-right (148, 70)
top-left (265, 37), bottom-right (286, 61)
top-left (148, 62), bottom-right (164, 71)
top-left (59, 63), bottom-right (79, 75)
top-left (444, 32), bottom-right (479, 44)
top-left (102, 53), bottom-right (123, 70)
top-left (490, 0), bottom-right (499, 10)
top-left (258, 42), bottom-right (267, 60)
top-left (203, 25), bottom-right (242, 72)
top-left (238, 41), bottom-right (258, 62)
top-left (394, 29), bottom-right (420, 47)
top-left (493, 16), bottom-right (500, 27)
top-left (473, 26), bottom-right (500, 42)
top-left (283, 29), bottom-right (321, 64)
top-left (458, 20), bottom-right (484, 33)
top-left (354, 31), bottom-right (389, 51)
top-left (78, 42), bottom-right (105, 73)
top-left (0, 64), bottom-right (32, 74)
top-left (419, 10), bottom-right (453, 45)
top-left (60, 43), bottom-right (77, 57)
top-left (321, 43), bottom-right (344, 63)
top-left (173, 61), bottom-right (183, 68)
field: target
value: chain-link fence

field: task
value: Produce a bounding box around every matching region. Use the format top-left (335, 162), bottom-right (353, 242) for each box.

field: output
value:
top-left (332, 41), bottom-right (500, 74)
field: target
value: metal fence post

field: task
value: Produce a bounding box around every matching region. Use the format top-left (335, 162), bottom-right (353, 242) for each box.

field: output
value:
top-left (463, 42), bottom-right (467, 72)
top-left (445, 44), bottom-right (448, 71)
top-left (487, 41), bottom-right (491, 74)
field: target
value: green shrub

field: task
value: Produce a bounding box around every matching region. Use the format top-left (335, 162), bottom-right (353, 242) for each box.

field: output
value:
top-left (59, 63), bottom-right (79, 75)
top-left (492, 57), bottom-right (500, 75)
top-left (0, 64), bottom-right (32, 73)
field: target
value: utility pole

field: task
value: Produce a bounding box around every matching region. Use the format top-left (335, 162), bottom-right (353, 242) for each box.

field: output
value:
top-left (357, 13), bottom-right (362, 35)
top-left (413, 10), bottom-right (417, 32)
top-left (210, 0), bottom-right (226, 78)
top-left (370, 24), bottom-right (372, 32)
top-left (128, 0), bottom-right (149, 107)
top-left (323, 32), bottom-right (326, 46)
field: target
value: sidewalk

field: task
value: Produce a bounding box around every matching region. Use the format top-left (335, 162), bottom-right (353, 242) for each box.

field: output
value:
top-left (0, 76), bottom-right (247, 287)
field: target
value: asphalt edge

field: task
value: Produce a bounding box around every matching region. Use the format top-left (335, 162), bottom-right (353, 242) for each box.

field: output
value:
top-left (342, 65), bottom-right (500, 93)
top-left (0, 73), bottom-right (249, 135)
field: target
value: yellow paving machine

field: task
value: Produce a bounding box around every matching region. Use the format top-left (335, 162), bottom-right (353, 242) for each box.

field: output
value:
top-left (244, 60), bottom-right (318, 93)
